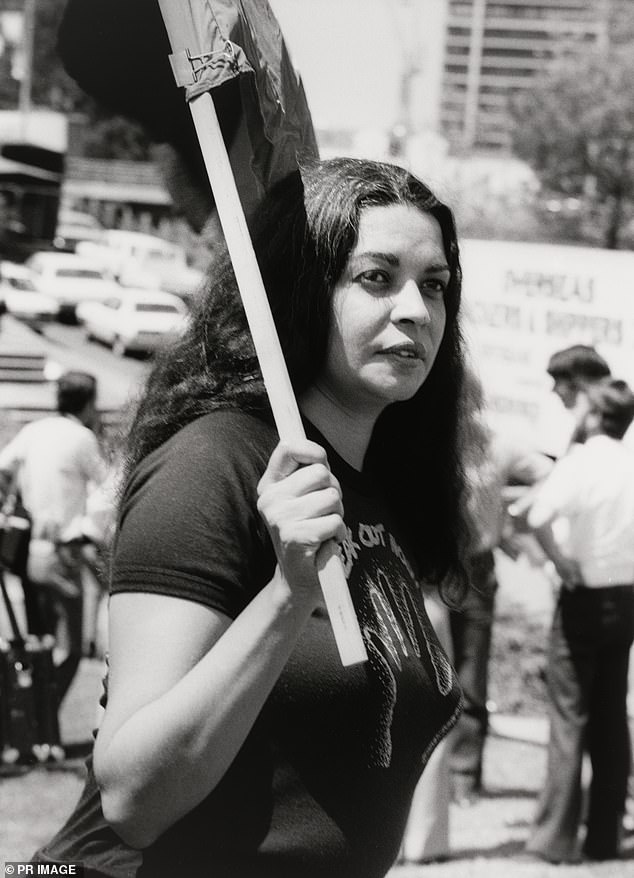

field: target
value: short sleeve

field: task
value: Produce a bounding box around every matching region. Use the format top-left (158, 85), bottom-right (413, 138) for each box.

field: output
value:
top-left (527, 450), bottom-right (581, 529)
top-left (110, 411), bottom-right (278, 618)
top-left (77, 430), bottom-right (108, 487)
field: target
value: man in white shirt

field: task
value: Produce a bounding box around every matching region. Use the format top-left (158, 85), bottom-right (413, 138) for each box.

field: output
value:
top-left (522, 377), bottom-right (634, 863)
top-left (0, 371), bottom-right (108, 704)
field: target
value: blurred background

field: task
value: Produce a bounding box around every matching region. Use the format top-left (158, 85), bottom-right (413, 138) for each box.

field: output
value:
top-left (2, 4), bottom-right (634, 865)
top-left (1, 0), bottom-right (634, 444)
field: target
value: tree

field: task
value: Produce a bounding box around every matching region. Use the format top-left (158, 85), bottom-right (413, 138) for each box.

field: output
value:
top-left (0, 0), bottom-right (150, 159)
top-left (81, 114), bottom-right (151, 160)
top-left (509, 45), bottom-right (634, 249)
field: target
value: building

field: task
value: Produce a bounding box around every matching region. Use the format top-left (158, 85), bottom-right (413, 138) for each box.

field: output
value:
top-left (270, 1), bottom-right (620, 157)
top-left (440, 0), bottom-right (610, 151)
top-left (62, 157), bottom-right (171, 231)
top-left (270, 0), bottom-right (447, 143)
top-left (0, 110), bottom-right (67, 260)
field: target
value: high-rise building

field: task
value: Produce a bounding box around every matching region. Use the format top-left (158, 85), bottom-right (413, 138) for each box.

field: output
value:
top-left (440, 0), bottom-right (610, 152)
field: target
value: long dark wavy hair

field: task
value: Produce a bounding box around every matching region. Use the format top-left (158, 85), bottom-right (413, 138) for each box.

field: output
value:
top-left (123, 157), bottom-right (470, 598)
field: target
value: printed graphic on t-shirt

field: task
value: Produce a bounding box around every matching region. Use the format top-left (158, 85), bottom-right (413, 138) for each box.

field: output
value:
top-left (339, 520), bottom-right (454, 768)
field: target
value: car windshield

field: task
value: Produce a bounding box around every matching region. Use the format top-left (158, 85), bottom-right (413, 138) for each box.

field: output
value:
top-left (135, 303), bottom-right (180, 313)
top-left (55, 268), bottom-right (105, 280)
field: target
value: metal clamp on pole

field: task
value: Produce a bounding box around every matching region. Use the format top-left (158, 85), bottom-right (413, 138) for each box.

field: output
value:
top-left (169, 41), bottom-right (238, 87)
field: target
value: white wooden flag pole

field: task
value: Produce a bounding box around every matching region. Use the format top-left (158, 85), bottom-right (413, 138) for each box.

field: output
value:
top-left (156, 0), bottom-right (367, 666)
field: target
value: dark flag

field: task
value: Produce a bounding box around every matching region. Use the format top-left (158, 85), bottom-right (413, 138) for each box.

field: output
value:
top-left (58, 0), bottom-right (318, 228)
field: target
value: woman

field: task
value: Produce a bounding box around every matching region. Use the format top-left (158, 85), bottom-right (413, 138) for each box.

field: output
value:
top-left (35, 157), bottom-right (470, 878)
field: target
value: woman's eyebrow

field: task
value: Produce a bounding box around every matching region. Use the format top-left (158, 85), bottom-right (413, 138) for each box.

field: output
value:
top-left (351, 251), bottom-right (400, 266)
top-left (351, 252), bottom-right (450, 274)
top-left (425, 262), bottom-right (451, 274)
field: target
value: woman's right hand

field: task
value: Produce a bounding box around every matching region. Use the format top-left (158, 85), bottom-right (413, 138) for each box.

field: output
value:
top-left (257, 440), bottom-right (345, 601)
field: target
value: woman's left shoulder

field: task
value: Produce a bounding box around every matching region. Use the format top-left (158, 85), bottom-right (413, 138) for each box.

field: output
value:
top-left (178, 409), bottom-right (277, 462)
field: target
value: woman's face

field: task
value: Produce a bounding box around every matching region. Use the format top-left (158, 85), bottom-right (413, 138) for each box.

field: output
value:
top-left (316, 203), bottom-right (449, 418)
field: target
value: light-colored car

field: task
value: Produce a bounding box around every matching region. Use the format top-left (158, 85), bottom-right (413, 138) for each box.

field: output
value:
top-left (77, 289), bottom-right (188, 356)
top-left (25, 251), bottom-right (119, 323)
top-left (76, 230), bottom-right (187, 278)
top-left (0, 261), bottom-right (59, 330)
top-left (76, 230), bottom-right (203, 305)
top-left (54, 209), bottom-right (105, 252)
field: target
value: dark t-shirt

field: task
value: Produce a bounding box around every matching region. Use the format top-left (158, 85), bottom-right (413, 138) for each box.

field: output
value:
top-left (38, 410), bottom-right (462, 878)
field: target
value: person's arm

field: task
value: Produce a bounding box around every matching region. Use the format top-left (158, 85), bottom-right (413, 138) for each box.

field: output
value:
top-left (93, 439), bottom-right (345, 849)
top-left (79, 429), bottom-right (109, 488)
top-left (530, 521), bottom-right (583, 587)
top-left (524, 459), bottom-right (583, 586)
top-left (507, 449), bottom-right (554, 488)
top-left (493, 432), bottom-right (554, 539)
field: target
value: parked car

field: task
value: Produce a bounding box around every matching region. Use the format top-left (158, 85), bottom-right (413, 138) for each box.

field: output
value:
top-left (25, 251), bottom-right (119, 323)
top-left (76, 230), bottom-right (203, 305)
top-left (76, 289), bottom-right (188, 356)
top-left (76, 230), bottom-right (187, 278)
top-left (54, 208), bottom-right (105, 252)
top-left (0, 261), bottom-right (59, 330)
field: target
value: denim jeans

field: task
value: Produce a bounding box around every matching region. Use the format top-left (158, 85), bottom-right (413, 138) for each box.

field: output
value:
top-left (527, 584), bottom-right (634, 861)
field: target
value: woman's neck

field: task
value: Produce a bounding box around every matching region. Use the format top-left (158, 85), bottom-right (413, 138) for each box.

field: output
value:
top-left (299, 384), bottom-right (379, 471)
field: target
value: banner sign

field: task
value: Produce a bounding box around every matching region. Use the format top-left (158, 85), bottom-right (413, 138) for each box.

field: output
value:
top-left (461, 238), bottom-right (634, 452)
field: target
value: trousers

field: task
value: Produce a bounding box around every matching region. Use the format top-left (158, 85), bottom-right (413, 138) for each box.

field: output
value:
top-left (527, 584), bottom-right (634, 862)
top-left (449, 549), bottom-right (497, 794)
top-left (31, 543), bottom-right (85, 704)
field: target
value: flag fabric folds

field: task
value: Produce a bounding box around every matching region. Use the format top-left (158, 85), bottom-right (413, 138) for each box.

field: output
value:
top-left (58, 0), bottom-right (318, 225)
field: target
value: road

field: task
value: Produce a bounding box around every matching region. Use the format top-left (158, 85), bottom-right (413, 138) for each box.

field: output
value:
top-left (1, 315), bottom-right (151, 413)
top-left (39, 321), bottom-right (151, 408)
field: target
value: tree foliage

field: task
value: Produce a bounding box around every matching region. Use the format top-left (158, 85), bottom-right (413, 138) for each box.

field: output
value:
top-left (509, 45), bottom-right (634, 249)
top-left (0, 0), bottom-right (150, 159)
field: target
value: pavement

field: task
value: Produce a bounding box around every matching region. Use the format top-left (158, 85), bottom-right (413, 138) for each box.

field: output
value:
top-left (0, 314), bottom-right (144, 415)
top-left (490, 712), bottom-right (548, 746)
top-left (1, 313), bottom-right (50, 354)
top-left (0, 315), bottom-right (57, 411)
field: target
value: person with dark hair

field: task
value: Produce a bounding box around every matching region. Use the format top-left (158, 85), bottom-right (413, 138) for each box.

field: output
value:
top-left (56, 370), bottom-right (99, 417)
top-left (0, 370), bottom-right (107, 703)
top-left (546, 344), bottom-right (611, 403)
top-left (34, 158), bottom-right (471, 878)
top-left (522, 376), bottom-right (634, 863)
top-left (541, 344), bottom-right (612, 458)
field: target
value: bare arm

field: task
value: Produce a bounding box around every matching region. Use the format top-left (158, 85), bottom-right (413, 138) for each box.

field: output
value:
top-left (531, 522), bottom-right (583, 587)
top-left (523, 465), bottom-right (583, 587)
top-left (94, 440), bottom-right (345, 849)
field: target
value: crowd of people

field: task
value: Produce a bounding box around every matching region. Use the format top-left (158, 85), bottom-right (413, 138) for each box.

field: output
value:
top-left (0, 157), bottom-right (633, 875)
